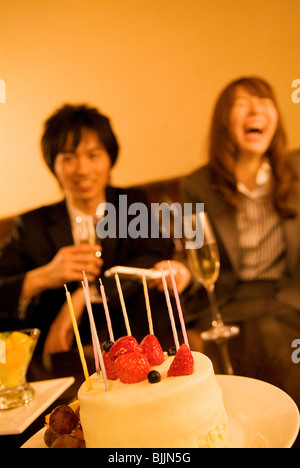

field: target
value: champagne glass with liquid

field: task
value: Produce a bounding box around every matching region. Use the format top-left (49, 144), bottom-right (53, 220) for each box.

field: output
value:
top-left (76, 215), bottom-right (102, 303)
top-left (185, 211), bottom-right (239, 341)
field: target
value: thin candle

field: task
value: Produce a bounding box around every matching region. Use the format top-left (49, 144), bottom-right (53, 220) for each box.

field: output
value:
top-left (161, 269), bottom-right (180, 351)
top-left (99, 278), bottom-right (114, 342)
top-left (142, 270), bottom-right (154, 335)
top-left (168, 261), bottom-right (190, 349)
top-left (115, 273), bottom-right (131, 336)
top-left (82, 282), bottom-right (110, 392)
top-left (82, 273), bottom-right (100, 374)
top-left (64, 285), bottom-right (92, 390)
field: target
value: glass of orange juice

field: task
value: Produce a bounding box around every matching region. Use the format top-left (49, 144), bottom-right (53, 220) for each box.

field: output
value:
top-left (0, 328), bottom-right (40, 410)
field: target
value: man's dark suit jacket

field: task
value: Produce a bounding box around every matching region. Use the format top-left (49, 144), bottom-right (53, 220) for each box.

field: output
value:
top-left (0, 185), bottom-right (173, 350)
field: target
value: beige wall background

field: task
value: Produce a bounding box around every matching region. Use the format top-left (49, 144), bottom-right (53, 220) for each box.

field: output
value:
top-left (1, 0), bottom-right (300, 217)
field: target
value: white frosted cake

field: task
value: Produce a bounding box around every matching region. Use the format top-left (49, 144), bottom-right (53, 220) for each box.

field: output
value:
top-left (78, 343), bottom-right (228, 448)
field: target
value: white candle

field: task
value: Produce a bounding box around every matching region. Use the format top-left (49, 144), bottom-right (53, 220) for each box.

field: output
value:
top-left (142, 270), bottom-right (154, 335)
top-left (161, 269), bottom-right (180, 351)
top-left (82, 281), bottom-right (109, 392)
top-left (168, 261), bottom-right (190, 349)
top-left (115, 273), bottom-right (131, 336)
top-left (82, 273), bottom-right (100, 374)
top-left (99, 278), bottom-right (114, 342)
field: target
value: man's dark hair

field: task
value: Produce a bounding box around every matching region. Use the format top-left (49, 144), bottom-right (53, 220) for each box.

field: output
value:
top-left (41, 104), bottom-right (119, 174)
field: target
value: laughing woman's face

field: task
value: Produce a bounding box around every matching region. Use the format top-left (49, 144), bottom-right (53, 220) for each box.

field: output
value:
top-left (229, 86), bottom-right (278, 160)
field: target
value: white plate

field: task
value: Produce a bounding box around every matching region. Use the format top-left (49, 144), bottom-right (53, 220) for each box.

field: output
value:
top-left (216, 375), bottom-right (300, 448)
top-left (104, 266), bottom-right (169, 280)
top-left (0, 377), bottom-right (74, 435)
top-left (21, 375), bottom-right (300, 448)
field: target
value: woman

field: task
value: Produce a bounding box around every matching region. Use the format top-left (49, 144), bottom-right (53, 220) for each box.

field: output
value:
top-left (182, 77), bottom-right (300, 327)
top-left (0, 104), bottom-right (190, 353)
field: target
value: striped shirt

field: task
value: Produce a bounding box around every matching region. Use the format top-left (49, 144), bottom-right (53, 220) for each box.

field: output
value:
top-left (236, 160), bottom-right (286, 281)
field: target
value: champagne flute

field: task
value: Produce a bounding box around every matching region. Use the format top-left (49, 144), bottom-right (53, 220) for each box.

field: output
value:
top-left (76, 215), bottom-right (102, 303)
top-left (185, 211), bottom-right (239, 341)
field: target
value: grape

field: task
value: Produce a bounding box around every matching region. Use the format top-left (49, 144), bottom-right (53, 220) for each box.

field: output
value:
top-left (50, 434), bottom-right (81, 448)
top-left (49, 405), bottom-right (78, 435)
top-left (44, 427), bottom-right (59, 447)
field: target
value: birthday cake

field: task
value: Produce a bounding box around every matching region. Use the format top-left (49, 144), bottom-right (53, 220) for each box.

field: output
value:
top-left (77, 336), bottom-right (228, 448)
top-left (46, 269), bottom-right (228, 448)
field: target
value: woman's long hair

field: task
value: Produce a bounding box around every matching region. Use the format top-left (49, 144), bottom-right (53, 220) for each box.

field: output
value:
top-left (208, 77), bottom-right (297, 217)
